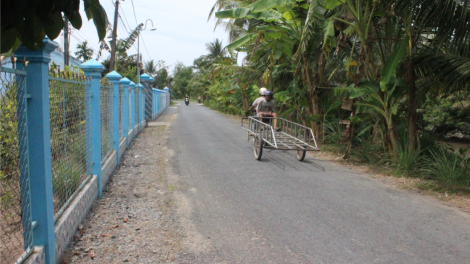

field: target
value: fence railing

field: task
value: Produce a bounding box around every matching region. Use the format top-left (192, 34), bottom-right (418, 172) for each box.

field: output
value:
top-left (1, 38), bottom-right (169, 264)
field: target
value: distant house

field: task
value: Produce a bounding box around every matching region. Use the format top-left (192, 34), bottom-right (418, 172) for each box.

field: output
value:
top-left (1, 49), bottom-right (83, 69)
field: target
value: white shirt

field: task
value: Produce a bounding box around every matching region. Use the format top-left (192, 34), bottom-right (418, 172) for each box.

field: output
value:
top-left (252, 97), bottom-right (266, 114)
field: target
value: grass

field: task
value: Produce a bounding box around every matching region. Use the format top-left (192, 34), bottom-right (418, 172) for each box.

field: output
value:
top-left (424, 146), bottom-right (470, 189)
top-left (320, 123), bottom-right (470, 195)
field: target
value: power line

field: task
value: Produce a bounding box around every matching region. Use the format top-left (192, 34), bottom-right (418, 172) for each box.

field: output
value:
top-left (70, 32), bottom-right (99, 54)
top-left (127, 3), bottom-right (207, 20)
top-left (70, 33), bottom-right (100, 56)
top-left (118, 15), bottom-right (129, 33)
top-left (119, 5), bottom-right (133, 32)
top-left (130, 0), bottom-right (139, 25)
top-left (140, 35), bottom-right (151, 59)
top-left (72, 29), bottom-right (101, 51)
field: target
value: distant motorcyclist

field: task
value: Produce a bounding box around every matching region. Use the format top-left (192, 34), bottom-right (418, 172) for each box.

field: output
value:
top-left (185, 94), bottom-right (190, 106)
top-left (197, 95), bottom-right (202, 103)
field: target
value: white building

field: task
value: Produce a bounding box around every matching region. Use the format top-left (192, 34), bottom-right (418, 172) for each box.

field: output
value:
top-left (1, 49), bottom-right (83, 69)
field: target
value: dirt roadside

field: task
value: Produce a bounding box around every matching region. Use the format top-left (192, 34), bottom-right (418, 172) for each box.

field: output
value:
top-left (61, 112), bottom-right (189, 263)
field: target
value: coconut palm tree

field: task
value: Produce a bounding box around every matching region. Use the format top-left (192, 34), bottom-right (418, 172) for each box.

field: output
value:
top-left (144, 60), bottom-right (158, 77)
top-left (205, 39), bottom-right (228, 61)
top-left (74, 41), bottom-right (94, 62)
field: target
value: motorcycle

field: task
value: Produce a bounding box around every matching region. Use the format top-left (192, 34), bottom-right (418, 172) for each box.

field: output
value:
top-left (197, 99), bottom-right (202, 104)
top-left (185, 98), bottom-right (190, 106)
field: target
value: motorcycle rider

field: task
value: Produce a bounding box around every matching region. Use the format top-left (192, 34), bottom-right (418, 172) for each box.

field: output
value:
top-left (247, 87), bottom-right (267, 116)
top-left (257, 91), bottom-right (280, 131)
top-left (185, 94), bottom-right (190, 105)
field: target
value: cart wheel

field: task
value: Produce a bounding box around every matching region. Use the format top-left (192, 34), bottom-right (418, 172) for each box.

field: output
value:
top-left (297, 148), bottom-right (306, 161)
top-left (254, 133), bottom-right (263, 160)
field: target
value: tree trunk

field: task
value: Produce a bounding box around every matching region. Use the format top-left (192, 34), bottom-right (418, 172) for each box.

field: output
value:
top-left (311, 93), bottom-right (320, 140)
top-left (407, 62), bottom-right (418, 150)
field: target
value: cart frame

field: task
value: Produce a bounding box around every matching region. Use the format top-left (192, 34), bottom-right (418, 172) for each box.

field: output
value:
top-left (241, 117), bottom-right (320, 161)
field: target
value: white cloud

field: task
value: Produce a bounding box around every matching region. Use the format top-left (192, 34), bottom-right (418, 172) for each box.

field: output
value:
top-left (67, 0), bottom-right (228, 74)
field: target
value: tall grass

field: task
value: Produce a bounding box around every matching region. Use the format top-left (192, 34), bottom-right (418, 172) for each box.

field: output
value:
top-left (352, 138), bottom-right (388, 165)
top-left (323, 120), bottom-right (342, 145)
top-left (394, 145), bottom-right (422, 176)
top-left (425, 146), bottom-right (470, 189)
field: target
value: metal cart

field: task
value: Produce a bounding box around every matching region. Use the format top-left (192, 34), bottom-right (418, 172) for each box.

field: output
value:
top-left (241, 117), bottom-right (320, 161)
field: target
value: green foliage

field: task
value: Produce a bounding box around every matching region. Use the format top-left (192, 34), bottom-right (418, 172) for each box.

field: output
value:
top-left (75, 40), bottom-right (94, 61)
top-left (172, 62), bottom-right (194, 98)
top-left (198, 0), bottom-right (470, 181)
top-left (1, 0), bottom-right (109, 52)
top-left (352, 139), bottom-right (389, 165)
top-left (0, 78), bottom-right (21, 217)
top-left (116, 24), bottom-right (143, 54)
top-left (422, 93), bottom-right (470, 141)
top-left (394, 144), bottom-right (422, 176)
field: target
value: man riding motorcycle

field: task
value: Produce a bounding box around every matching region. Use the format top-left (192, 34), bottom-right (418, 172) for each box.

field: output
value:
top-left (246, 87), bottom-right (267, 117)
top-left (257, 91), bottom-right (280, 131)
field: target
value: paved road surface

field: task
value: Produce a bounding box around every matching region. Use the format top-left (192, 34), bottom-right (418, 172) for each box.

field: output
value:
top-left (167, 102), bottom-right (470, 263)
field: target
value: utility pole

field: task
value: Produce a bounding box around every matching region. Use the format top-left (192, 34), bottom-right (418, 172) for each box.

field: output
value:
top-left (109, 0), bottom-right (120, 71)
top-left (64, 18), bottom-right (70, 66)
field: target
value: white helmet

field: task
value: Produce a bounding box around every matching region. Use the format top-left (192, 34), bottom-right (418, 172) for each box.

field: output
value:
top-left (259, 87), bottom-right (267, 95)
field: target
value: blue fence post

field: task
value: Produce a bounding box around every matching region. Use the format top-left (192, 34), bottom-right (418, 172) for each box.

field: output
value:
top-left (106, 71), bottom-right (122, 165)
top-left (80, 59), bottom-right (105, 198)
top-left (164, 87), bottom-right (170, 110)
top-left (119, 78), bottom-right (130, 147)
top-left (129, 81), bottom-right (136, 138)
top-left (138, 84), bottom-right (143, 130)
top-left (15, 38), bottom-right (57, 264)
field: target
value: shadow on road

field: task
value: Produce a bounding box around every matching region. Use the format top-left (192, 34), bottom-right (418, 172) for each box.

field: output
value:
top-left (260, 149), bottom-right (325, 172)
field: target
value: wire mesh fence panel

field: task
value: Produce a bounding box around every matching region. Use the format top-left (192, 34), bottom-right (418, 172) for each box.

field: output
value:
top-left (142, 96), bottom-right (145, 123)
top-left (49, 71), bottom-right (92, 219)
top-left (128, 90), bottom-right (132, 132)
top-left (145, 86), bottom-right (152, 121)
top-left (160, 93), bottom-right (166, 113)
top-left (119, 85), bottom-right (123, 141)
top-left (0, 68), bottom-right (33, 264)
top-left (134, 89), bottom-right (139, 128)
top-left (100, 84), bottom-right (113, 162)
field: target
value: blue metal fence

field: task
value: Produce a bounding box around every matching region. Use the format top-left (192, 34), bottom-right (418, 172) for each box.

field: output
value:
top-left (0, 38), bottom-right (170, 264)
top-left (100, 82), bottom-right (113, 162)
top-left (119, 85), bottom-right (124, 141)
top-left (49, 71), bottom-right (92, 219)
top-left (0, 67), bottom-right (33, 264)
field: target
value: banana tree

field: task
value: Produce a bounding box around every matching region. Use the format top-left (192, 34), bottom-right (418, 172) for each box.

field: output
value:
top-left (338, 36), bottom-right (410, 155)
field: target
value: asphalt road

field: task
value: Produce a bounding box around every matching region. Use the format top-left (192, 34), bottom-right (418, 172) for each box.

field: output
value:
top-left (167, 102), bottom-right (470, 263)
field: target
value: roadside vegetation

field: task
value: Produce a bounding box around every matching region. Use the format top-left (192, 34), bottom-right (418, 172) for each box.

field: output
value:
top-left (170, 0), bottom-right (470, 194)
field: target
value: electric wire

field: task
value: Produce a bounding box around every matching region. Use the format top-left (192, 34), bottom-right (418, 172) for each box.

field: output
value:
top-left (130, 0), bottom-right (139, 25)
top-left (70, 32), bottom-right (100, 57)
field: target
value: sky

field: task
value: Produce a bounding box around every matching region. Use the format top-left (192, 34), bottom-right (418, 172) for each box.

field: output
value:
top-left (66, 0), bottom-right (229, 73)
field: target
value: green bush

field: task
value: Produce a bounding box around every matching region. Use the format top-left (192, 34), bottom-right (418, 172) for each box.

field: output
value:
top-left (422, 93), bottom-right (470, 141)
